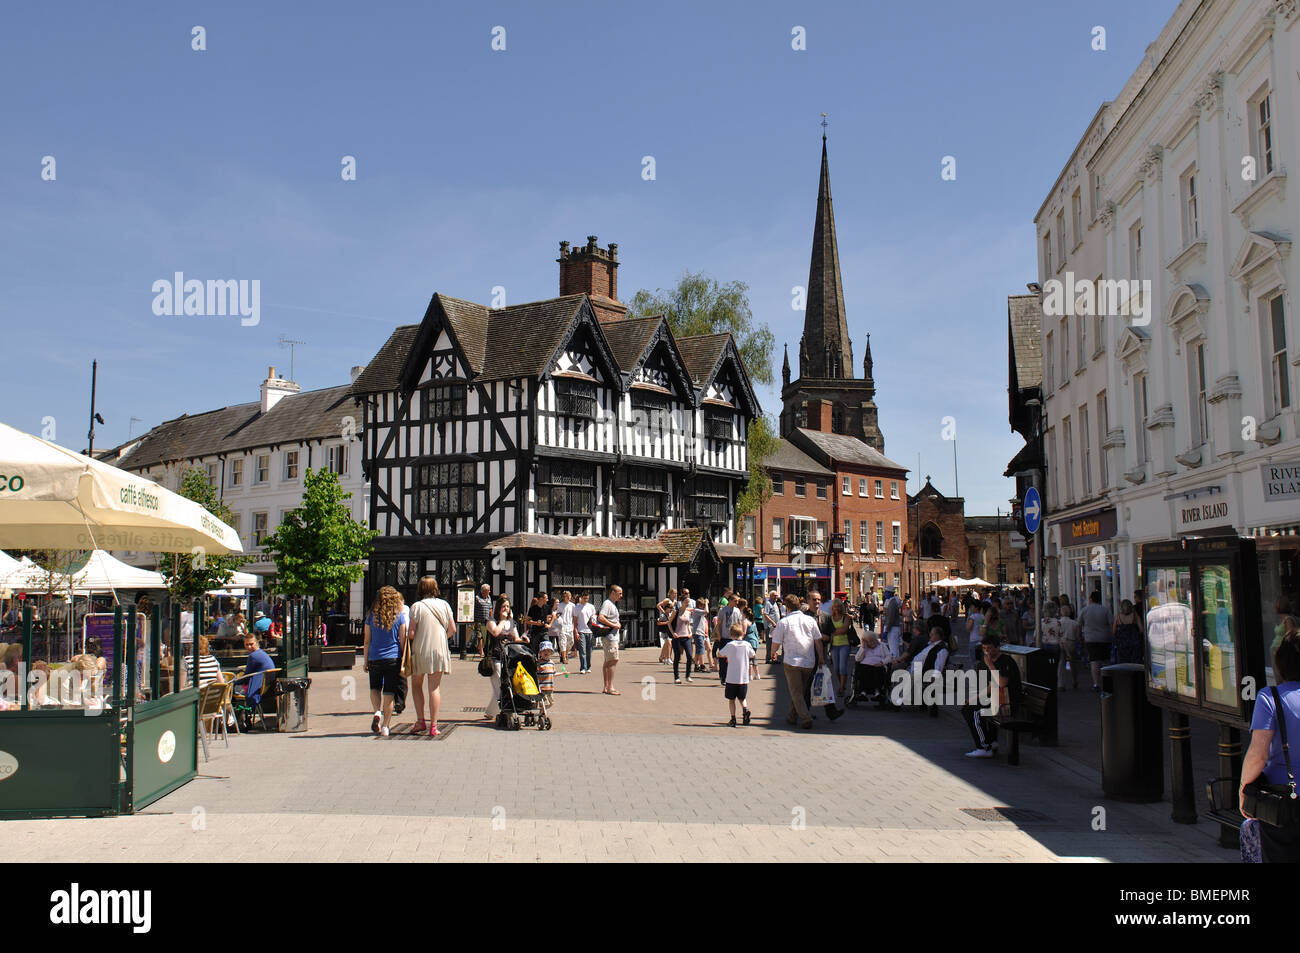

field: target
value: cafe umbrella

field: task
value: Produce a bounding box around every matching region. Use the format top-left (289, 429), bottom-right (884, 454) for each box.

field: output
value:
top-left (0, 421), bottom-right (241, 556)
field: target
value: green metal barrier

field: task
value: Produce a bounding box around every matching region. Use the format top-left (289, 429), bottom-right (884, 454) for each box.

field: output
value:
top-left (0, 599), bottom-right (205, 819)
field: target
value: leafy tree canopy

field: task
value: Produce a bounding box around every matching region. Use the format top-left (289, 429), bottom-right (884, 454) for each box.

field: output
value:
top-left (260, 467), bottom-right (376, 617)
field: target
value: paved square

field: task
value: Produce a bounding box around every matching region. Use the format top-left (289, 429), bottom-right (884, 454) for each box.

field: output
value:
top-left (3, 649), bottom-right (1230, 862)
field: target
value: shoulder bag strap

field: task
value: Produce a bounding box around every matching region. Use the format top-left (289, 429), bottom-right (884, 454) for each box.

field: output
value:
top-left (1272, 686), bottom-right (1296, 795)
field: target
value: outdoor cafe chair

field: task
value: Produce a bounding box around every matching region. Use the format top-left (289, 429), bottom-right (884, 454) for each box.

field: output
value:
top-left (229, 667), bottom-right (282, 732)
top-left (196, 682), bottom-right (228, 763)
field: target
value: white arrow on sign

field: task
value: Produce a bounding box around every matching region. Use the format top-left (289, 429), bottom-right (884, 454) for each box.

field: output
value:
top-left (1026, 497), bottom-right (1040, 521)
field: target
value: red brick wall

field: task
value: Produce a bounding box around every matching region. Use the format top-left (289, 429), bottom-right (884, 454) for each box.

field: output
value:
top-left (832, 465), bottom-right (907, 599)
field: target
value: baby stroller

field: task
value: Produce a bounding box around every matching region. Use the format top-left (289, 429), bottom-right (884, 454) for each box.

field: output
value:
top-left (496, 642), bottom-right (552, 731)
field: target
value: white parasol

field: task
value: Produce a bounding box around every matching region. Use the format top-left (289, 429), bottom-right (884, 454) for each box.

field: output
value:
top-left (0, 422), bottom-right (242, 555)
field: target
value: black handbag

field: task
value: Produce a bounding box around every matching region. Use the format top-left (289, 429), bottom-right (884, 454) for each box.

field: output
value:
top-left (1243, 686), bottom-right (1300, 828)
top-left (477, 655), bottom-right (494, 677)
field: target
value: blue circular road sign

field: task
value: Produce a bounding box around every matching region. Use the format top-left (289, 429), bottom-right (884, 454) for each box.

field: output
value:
top-left (1023, 486), bottom-right (1042, 535)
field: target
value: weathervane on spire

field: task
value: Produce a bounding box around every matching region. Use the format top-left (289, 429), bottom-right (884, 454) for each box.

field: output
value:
top-left (820, 112), bottom-right (828, 140)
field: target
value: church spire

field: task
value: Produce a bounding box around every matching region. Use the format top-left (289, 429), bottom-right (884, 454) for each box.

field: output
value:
top-left (803, 132), bottom-right (852, 380)
top-left (782, 343), bottom-right (790, 387)
top-left (863, 332), bottom-right (873, 380)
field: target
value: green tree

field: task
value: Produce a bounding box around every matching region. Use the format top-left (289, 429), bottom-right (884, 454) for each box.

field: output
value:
top-left (260, 467), bottom-right (376, 627)
top-left (626, 272), bottom-right (776, 387)
top-left (627, 271), bottom-right (779, 518)
top-left (157, 468), bottom-right (246, 600)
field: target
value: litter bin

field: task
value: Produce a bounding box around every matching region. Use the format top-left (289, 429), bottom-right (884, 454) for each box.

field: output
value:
top-left (326, 614), bottom-right (349, 646)
top-left (998, 644), bottom-right (1055, 687)
top-left (276, 677), bottom-right (311, 733)
top-left (1100, 663), bottom-right (1163, 801)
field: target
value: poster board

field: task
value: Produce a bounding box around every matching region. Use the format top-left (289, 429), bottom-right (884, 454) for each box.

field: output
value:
top-left (456, 586), bottom-right (475, 624)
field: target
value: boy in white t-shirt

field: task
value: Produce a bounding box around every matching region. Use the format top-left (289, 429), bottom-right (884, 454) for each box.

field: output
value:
top-left (720, 634), bottom-right (756, 727)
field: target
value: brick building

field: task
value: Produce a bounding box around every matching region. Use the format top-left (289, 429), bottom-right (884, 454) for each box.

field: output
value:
top-left (965, 515), bottom-right (1029, 586)
top-left (905, 478), bottom-right (968, 599)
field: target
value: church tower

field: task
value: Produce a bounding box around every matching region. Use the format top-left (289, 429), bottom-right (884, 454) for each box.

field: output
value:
top-left (780, 133), bottom-right (885, 453)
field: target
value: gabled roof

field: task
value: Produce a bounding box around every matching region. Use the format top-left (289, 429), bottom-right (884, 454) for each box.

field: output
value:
top-left (677, 333), bottom-right (761, 418)
top-left (350, 325), bottom-right (420, 395)
top-left (604, 316), bottom-right (698, 404)
top-left (114, 384), bottom-right (355, 470)
top-left (766, 438), bottom-right (834, 477)
top-left (481, 295), bottom-right (592, 382)
top-left (790, 428), bottom-right (907, 473)
top-left (676, 333), bottom-right (730, 386)
top-left (350, 286), bottom-right (760, 420)
top-left (602, 316), bottom-right (662, 370)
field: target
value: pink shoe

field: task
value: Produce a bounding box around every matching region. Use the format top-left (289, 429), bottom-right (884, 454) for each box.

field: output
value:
top-left (429, 726), bottom-right (439, 737)
top-left (412, 721), bottom-right (428, 734)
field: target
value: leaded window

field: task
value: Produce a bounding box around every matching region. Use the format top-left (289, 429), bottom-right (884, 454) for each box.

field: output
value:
top-left (616, 465), bottom-right (667, 520)
top-left (537, 461), bottom-right (596, 517)
top-left (555, 379), bottom-right (597, 419)
top-left (704, 408), bottom-right (733, 440)
top-left (427, 382), bottom-right (466, 420)
top-left (416, 461), bottom-right (476, 517)
top-left (692, 476), bottom-right (729, 526)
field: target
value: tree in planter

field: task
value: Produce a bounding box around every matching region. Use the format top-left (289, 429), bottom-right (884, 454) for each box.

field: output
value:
top-left (157, 468), bottom-right (247, 602)
top-left (260, 467), bottom-right (376, 640)
top-left (626, 271), bottom-right (779, 520)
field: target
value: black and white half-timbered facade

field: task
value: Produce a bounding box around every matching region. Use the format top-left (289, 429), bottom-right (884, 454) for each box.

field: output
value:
top-left (349, 238), bottom-right (761, 643)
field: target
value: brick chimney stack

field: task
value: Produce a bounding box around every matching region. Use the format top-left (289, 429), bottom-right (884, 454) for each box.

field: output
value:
top-left (812, 399), bottom-right (833, 433)
top-left (558, 236), bottom-right (628, 323)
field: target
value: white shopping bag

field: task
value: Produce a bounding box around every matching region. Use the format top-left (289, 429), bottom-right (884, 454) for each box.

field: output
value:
top-left (810, 664), bottom-right (837, 708)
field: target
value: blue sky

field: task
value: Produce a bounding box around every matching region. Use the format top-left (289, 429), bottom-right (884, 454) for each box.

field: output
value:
top-left (0, 0), bottom-right (1179, 514)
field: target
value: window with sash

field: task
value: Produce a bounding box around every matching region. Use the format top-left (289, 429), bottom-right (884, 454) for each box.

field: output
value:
top-left (615, 465), bottom-right (667, 520)
top-left (554, 379), bottom-right (597, 419)
top-left (416, 461), bottom-right (476, 517)
top-left (790, 518), bottom-right (814, 549)
top-left (1267, 293), bottom-right (1291, 414)
top-left (327, 444), bottom-right (348, 476)
top-left (536, 461), bottom-right (596, 517)
top-left (743, 516), bottom-right (756, 551)
top-left (859, 520), bottom-right (869, 553)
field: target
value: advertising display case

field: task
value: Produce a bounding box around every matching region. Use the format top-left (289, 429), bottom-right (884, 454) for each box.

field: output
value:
top-left (1140, 537), bottom-right (1265, 728)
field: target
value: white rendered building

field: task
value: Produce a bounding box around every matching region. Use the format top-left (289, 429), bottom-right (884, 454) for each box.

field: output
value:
top-left (101, 366), bottom-right (370, 618)
top-left (1037, 0), bottom-right (1300, 613)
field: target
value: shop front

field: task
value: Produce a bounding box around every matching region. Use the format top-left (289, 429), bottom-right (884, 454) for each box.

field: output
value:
top-left (757, 565), bottom-right (831, 599)
top-left (1053, 506), bottom-right (1123, 614)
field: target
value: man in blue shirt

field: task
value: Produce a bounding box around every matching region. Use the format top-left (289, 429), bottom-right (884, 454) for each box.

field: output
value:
top-left (240, 633), bottom-right (275, 728)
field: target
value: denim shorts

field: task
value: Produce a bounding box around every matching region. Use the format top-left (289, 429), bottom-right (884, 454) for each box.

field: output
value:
top-left (693, 635), bottom-right (709, 655)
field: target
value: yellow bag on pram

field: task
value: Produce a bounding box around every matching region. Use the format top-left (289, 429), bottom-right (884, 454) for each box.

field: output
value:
top-left (512, 664), bottom-right (539, 698)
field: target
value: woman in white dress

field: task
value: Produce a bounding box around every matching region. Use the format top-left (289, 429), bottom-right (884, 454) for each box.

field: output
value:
top-left (408, 576), bottom-right (454, 737)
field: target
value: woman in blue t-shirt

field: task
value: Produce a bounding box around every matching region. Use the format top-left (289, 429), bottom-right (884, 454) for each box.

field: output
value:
top-left (1241, 631), bottom-right (1300, 862)
top-left (363, 586), bottom-right (408, 737)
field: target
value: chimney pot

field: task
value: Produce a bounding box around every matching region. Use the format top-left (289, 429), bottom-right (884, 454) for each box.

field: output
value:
top-left (268, 366), bottom-right (276, 378)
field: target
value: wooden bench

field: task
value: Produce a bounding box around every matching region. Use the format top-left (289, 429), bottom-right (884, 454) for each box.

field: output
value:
top-left (990, 682), bottom-right (1057, 765)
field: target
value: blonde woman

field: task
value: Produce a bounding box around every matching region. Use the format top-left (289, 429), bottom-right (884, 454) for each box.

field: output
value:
top-left (408, 576), bottom-right (454, 737)
top-left (656, 589), bottom-right (678, 666)
top-left (363, 586), bottom-right (408, 737)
